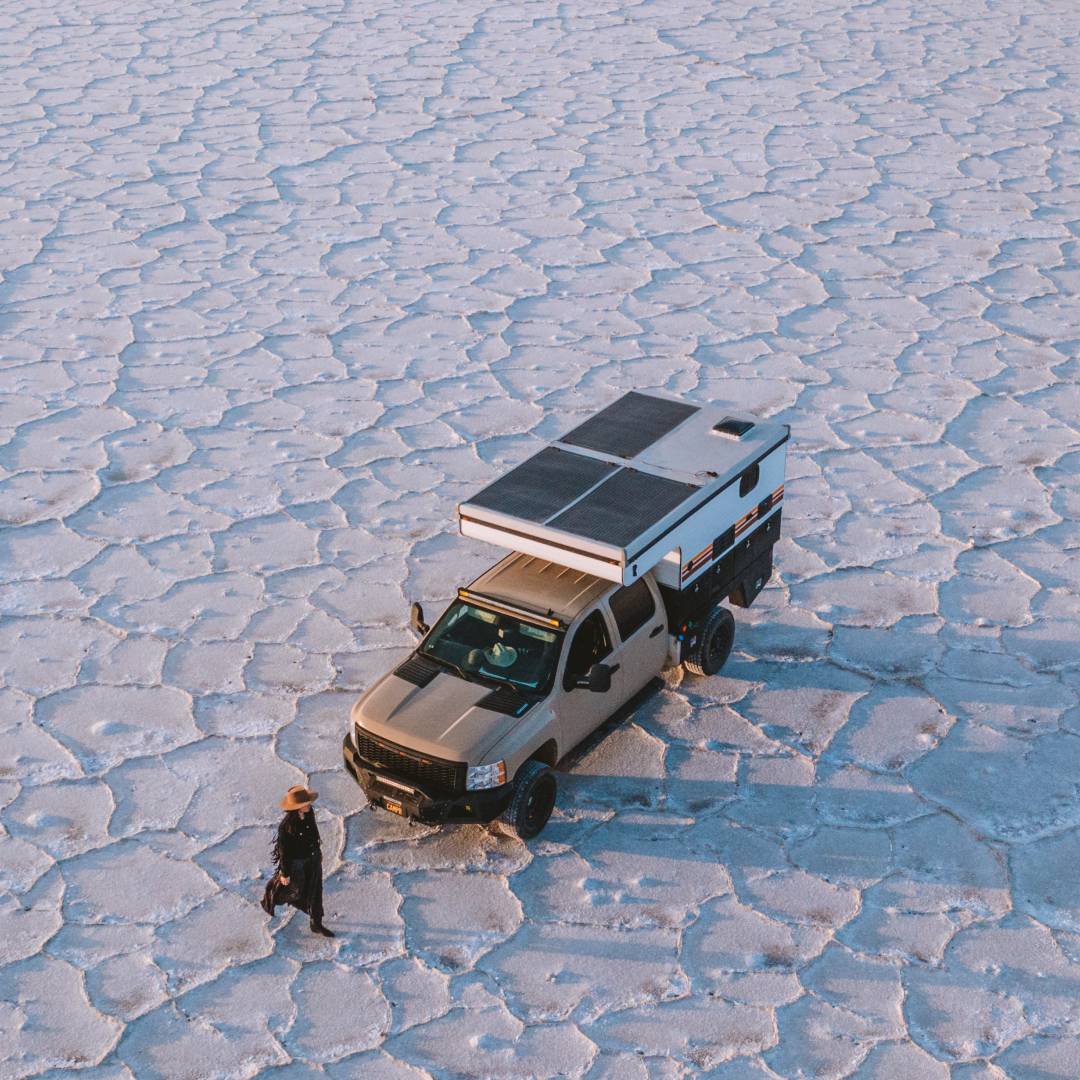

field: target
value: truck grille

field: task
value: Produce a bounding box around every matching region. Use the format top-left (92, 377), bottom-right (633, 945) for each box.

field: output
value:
top-left (353, 727), bottom-right (465, 796)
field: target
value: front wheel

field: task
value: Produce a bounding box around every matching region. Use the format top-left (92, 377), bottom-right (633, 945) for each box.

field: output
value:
top-left (683, 605), bottom-right (735, 677)
top-left (494, 760), bottom-right (557, 841)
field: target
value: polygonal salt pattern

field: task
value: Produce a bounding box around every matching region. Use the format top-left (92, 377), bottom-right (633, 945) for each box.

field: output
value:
top-left (2, 0), bottom-right (1079, 1075)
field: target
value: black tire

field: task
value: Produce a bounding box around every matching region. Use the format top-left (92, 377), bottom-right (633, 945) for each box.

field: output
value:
top-left (495, 760), bottom-right (557, 841)
top-left (682, 605), bottom-right (735, 677)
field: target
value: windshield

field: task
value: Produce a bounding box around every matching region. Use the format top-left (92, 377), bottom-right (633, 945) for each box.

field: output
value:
top-left (420, 600), bottom-right (564, 694)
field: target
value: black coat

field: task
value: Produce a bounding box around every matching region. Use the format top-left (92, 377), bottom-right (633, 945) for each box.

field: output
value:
top-left (262, 809), bottom-right (323, 920)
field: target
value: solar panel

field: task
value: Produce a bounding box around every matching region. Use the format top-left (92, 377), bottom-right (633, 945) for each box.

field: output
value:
top-left (549, 468), bottom-right (700, 547)
top-left (559, 391), bottom-right (699, 459)
top-left (467, 447), bottom-right (617, 523)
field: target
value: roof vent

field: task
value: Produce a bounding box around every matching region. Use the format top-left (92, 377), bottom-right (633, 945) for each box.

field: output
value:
top-left (713, 417), bottom-right (755, 438)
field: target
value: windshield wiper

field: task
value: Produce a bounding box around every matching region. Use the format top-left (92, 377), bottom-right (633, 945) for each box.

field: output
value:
top-left (426, 653), bottom-right (472, 683)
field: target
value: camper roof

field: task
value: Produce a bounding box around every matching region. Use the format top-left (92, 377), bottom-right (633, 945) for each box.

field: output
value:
top-left (458, 391), bottom-right (789, 584)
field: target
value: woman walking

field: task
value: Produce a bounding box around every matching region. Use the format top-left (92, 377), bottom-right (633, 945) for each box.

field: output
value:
top-left (262, 784), bottom-right (335, 937)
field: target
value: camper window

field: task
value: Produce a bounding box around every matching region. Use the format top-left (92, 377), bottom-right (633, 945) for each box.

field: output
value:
top-left (739, 463), bottom-right (760, 498)
top-left (609, 578), bottom-right (655, 642)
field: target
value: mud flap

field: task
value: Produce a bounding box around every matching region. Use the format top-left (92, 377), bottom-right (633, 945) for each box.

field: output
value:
top-left (729, 550), bottom-right (772, 608)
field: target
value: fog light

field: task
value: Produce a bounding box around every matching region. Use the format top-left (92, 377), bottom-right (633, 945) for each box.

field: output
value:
top-left (466, 760), bottom-right (507, 790)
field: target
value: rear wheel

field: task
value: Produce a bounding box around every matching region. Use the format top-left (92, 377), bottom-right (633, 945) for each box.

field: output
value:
top-left (494, 760), bottom-right (557, 841)
top-left (683, 605), bottom-right (735, 677)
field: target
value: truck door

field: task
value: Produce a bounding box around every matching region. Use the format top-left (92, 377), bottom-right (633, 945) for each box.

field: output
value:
top-left (605, 576), bottom-right (667, 701)
top-left (557, 608), bottom-right (618, 753)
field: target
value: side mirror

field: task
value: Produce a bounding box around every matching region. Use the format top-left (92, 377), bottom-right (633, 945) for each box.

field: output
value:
top-left (409, 602), bottom-right (429, 638)
top-left (575, 662), bottom-right (612, 694)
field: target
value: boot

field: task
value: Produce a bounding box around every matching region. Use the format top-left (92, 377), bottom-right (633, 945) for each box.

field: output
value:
top-left (310, 919), bottom-right (335, 937)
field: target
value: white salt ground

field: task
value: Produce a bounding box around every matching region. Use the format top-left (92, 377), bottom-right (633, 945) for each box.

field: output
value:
top-left (1, 0), bottom-right (1079, 1076)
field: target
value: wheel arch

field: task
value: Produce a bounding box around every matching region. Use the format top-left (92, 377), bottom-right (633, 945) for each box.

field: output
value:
top-left (525, 738), bottom-right (559, 772)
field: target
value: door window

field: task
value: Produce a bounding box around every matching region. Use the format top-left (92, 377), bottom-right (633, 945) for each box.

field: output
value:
top-left (563, 610), bottom-right (612, 690)
top-left (608, 579), bottom-right (656, 642)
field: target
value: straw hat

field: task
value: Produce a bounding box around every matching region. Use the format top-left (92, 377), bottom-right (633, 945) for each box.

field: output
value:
top-left (280, 785), bottom-right (319, 811)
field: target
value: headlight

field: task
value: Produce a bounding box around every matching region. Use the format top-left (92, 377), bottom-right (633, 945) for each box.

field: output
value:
top-left (466, 760), bottom-right (507, 790)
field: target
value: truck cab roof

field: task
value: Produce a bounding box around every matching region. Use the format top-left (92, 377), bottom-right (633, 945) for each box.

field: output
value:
top-left (466, 552), bottom-right (612, 625)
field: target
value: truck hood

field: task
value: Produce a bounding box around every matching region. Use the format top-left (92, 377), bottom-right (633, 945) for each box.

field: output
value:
top-left (351, 670), bottom-right (534, 765)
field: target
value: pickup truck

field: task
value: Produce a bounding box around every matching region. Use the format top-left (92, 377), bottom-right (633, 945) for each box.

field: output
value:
top-left (343, 391), bottom-right (789, 839)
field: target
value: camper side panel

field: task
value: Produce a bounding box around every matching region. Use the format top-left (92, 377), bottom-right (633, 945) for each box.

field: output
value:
top-left (652, 442), bottom-right (786, 618)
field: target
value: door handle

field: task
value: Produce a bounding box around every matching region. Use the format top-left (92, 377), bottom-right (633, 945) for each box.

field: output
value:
top-left (649, 624), bottom-right (664, 638)
top-left (609, 664), bottom-right (620, 674)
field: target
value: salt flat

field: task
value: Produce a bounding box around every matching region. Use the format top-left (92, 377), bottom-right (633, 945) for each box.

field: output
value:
top-left (1, 0), bottom-right (1079, 1076)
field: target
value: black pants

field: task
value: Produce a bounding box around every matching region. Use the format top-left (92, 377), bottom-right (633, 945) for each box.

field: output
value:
top-left (265, 856), bottom-right (323, 921)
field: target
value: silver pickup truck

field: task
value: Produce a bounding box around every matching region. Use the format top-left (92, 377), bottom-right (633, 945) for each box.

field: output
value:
top-left (343, 392), bottom-right (789, 839)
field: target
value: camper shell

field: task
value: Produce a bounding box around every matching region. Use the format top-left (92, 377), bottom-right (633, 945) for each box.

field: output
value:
top-left (458, 390), bottom-right (789, 627)
top-left (344, 391), bottom-right (789, 840)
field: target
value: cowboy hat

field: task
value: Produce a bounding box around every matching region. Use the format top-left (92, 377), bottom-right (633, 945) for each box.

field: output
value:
top-left (280, 785), bottom-right (319, 810)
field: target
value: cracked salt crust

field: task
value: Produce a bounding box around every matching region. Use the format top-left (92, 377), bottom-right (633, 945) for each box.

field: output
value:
top-left (1, 0), bottom-right (1079, 1076)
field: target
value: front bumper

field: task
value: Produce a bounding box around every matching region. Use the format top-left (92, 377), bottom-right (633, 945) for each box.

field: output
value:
top-left (342, 733), bottom-right (512, 824)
